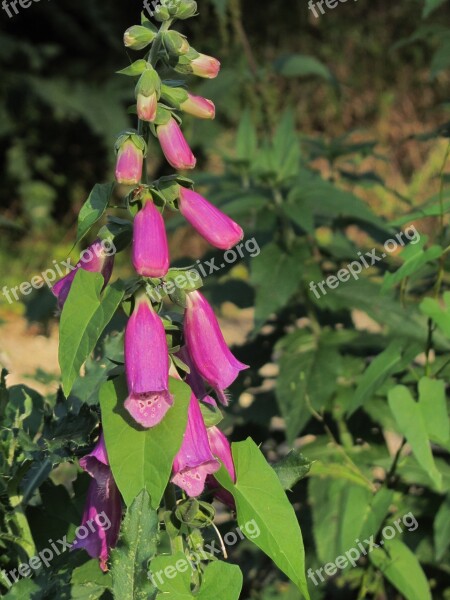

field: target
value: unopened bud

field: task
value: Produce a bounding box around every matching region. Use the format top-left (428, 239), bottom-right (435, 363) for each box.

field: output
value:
top-left (115, 133), bottom-right (146, 185)
top-left (176, 0), bottom-right (197, 19)
top-left (153, 5), bottom-right (171, 21)
top-left (162, 31), bottom-right (190, 56)
top-left (124, 25), bottom-right (156, 51)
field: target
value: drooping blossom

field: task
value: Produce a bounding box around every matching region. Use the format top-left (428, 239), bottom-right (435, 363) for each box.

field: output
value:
top-left (124, 293), bottom-right (173, 427)
top-left (52, 239), bottom-right (115, 310)
top-left (180, 93), bottom-right (215, 119)
top-left (115, 137), bottom-right (144, 185)
top-left (184, 291), bottom-right (248, 399)
top-left (191, 53), bottom-right (221, 78)
top-left (206, 426), bottom-right (236, 508)
top-left (157, 117), bottom-right (196, 170)
top-left (172, 393), bottom-right (220, 497)
top-left (74, 434), bottom-right (122, 572)
top-left (132, 199), bottom-right (169, 278)
top-left (178, 187), bottom-right (243, 250)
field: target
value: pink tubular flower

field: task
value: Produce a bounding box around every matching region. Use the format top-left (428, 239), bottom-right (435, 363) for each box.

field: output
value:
top-left (206, 426), bottom-right (236, 508)
top-left (137, 92), bottom-right (158, 122)
top-left (180, 93), bottom-right (215, 119)
top-left (184, 291), bottom-right (248, 396)
top-left (172, 394), bottom-right (220, 497)
top-left (75, 434), bottom-right (122, 572)
top-left (52, 239), bottom-right (115, 310)
top-left (157, 117), bottom-right (196, 170)
top-left (115, 138), bottom-right (143, 185)
top-left (191, 53), bottom-right (221, 79)
top-left (178, 187), bottom-right (243, 250)
top-left (132, 200), bottom-right (169, 278)
top-left (124, 293), bottom-right (173, 427)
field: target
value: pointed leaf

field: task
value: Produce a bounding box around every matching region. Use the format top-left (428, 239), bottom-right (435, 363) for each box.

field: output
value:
top-left (76, 183), bottom-right (114, 244)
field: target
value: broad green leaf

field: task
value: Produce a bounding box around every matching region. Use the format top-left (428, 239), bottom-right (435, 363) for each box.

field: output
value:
top-left (434, 494), bottom-right (450, 560)
top-left (111, 490), bottom-right (158, 600)
top-left (418, 376), bottom-right (449, 445)
top-left (251, 242), bottom-right (305, 328)
top-left (370, 538), bottom-right (431, 600)
top-left (420, 291), bottom-right (450, 338)
top-left (276, 340), bottom-right (341, 443)
top-left (388, 386), bottom-right (442, 490)
top-left (215, 439), bottom-right (310, 599)
top-left (309, 478), bottom-right (373, 564)
top-left (100, 377), bottom-right (190, 508)
top-left (273, 54), bottom-right (334, 84)
top-left (76, 183), bottom-right (114, 244)
top-left (358, 488), bottom-right (394, 542)
top-left (2, 579), bottom-right (40, 598)
top-left (271, 110), bottom-right (301, 182)
top-left (150, 555), bottom-right (242, 599)
top-left (273, 450), bottom-right (312, 490)
top-left (236, 109), bottom-right (257, 162)
top-left (347, 340), bottom-right (422, 416)
top-left (59, 271), bottom-right (124, 396)
top-left (310, 461), bottom-right (375, 490)
top-left (71, 559), bottom-right (112, 599)
top-left (423, 0), bottom-right (447, 19)
top-left (382, 245), bottom-right (442, 291)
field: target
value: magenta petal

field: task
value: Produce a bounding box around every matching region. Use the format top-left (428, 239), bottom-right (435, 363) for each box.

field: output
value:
top-left (172, 394), bottom-right (219, 497)
top-left (132, 201), bottom-right (169, 278)
top-left (179, 188), bottom-right (243, 250)
top-left (115, 139), bottom-right (143, 185)
top-left (157, 118), bottom-right (196, 170)
top-left (206, 426), bottom-right (236, 508)
top-left (184, 291), bottom-right (248, 390)
top-left (124, 295), bottom-right (173, 428)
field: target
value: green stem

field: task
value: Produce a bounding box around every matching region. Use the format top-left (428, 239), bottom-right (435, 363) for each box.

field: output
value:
top-left (164, 483), bottom-right (184, 554)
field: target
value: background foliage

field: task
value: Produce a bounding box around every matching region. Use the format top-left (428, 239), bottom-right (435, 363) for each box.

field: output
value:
top-left (0, 0), bottom-right (449, 598)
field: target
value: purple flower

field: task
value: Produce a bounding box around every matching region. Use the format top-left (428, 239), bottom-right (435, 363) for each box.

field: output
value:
top-left (75, 434), bottom-right (122, 572)
top-left (184, 291), bottom-right (248, 397)
top-left (206, 426), bottom-right (236, 508)
top-left (178, 187), bottom-right (243, 250)
top-left (52, 239), bottom-right (115, 310)
top-left (124, 293), bottom-right (173, 428)
top-left (132, 200), bottom-right (169, 278)
top-left (172, 393), bottom-right (220, 497)
top-left (157, 117), bottom-right (196, 170)
top-left (115, 138), bottom-right (144, 185)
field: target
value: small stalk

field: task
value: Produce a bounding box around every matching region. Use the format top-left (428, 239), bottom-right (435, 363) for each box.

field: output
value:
top-left (164, 483), bottom-right (184, 554)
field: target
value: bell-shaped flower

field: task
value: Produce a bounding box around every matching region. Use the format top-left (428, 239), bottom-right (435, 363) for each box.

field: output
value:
top-left (191, 53), bottom-right (221, 78)
top-left (157, 117), bottom-right (196, 170)
top-left (132, 199), bottom-right (169, 278)
top-left (74, 434), bottom-right (122, 572)
top-left (206, 426), bottom-right (236, 508)
top-left (52, 239), bottom-right (115, 310)
top-left (178, 187), bottom-right (243, 250)
top-left (184, 291), bottom-right (248, 396)
top-left (180, 93), bottom-right (215, 119)
top-left (124, 293), bottom-right (173, 427)
top-left (172, 394), bottom-right (220, 497)
top-left (115, 135), bottom-right (145, 185)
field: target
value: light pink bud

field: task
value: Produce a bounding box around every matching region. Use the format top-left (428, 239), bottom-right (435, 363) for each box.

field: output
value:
top-left (157, 117), bottom-right (196, 170)
top-left (191, 53), bottom-right (221, 79)
top-left (115, 139), bottom-right (143, 185)
top-left (137, 92), bottom-right (158, 123)
top-left (180, 93), bottom-right (215, 119)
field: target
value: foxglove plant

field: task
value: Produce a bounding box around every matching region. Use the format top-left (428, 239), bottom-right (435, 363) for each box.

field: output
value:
top-left (52, 2), bottom-right (310, 595)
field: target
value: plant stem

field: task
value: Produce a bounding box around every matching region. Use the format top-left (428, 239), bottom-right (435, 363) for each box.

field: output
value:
top-left (163, 483), bottom-right (184, 554)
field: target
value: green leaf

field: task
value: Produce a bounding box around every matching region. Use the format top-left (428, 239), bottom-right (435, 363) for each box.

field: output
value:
top-left (418, 376), bottom-right (449, 445)
top-left (274, 54), bottom-right (335, 84)
top-left (100, 377), bottom-right (190, 508)
top-left (76, 183), bottom-right (114, 244)
top-left (434, 494), bottom-right (450, 560)
top-left (388, 385), bottom-right (442, 490)
top-left (431, 38), bottom-right (450, 78)
top-left (272, 450), bottom-right (312, 490)
top-left (215, 438), bottom-right (310, 599)
top-left (370, 538), bottom-right (431, 600)
top-left (420, 291), bottom-right (450, 338)
top-left (347, 340), bottom-right (422, 416)
top-left (117, 59), bottom-right (148, 76)
top-left (423, 0), bottom-right (447, 18)
top-left (71, 559), bottom-right (113, 599)
top-left (235, 109), bottom-right (257, 162)
top-left (59, 271), bottom-right (124, 396)
top-left (251, 243), bottom-right (304, 328)
top-left (111, 490), bottom-right (158, 600)
top-left (382, 244), bottom-right (442, 291)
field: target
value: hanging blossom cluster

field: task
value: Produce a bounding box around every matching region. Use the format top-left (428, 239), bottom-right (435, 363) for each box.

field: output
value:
top-left (52, 0), bottom-right (247, 571)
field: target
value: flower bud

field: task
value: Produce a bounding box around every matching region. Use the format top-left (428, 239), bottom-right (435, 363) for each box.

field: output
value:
top-left (153, 4), bottom-right (171, 21)
top-left (157, 117), bottom-right (196, 170)
top-left (135, 69), bottom-right (161, 122)
top-left (191, 53), bottom-right (221, 79)
top-left (115, 134), bottom-right (146, 185)
top-left (162, 31), bottom-right (190, 56)
top-left (123, 25), bottom-right (156, 50)
top-left (176, 0), bottom-right (197, 19)
top-left (180, 93), bottom-right (215, 119)
top-left (132, 198), bottom-right (169, 278)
